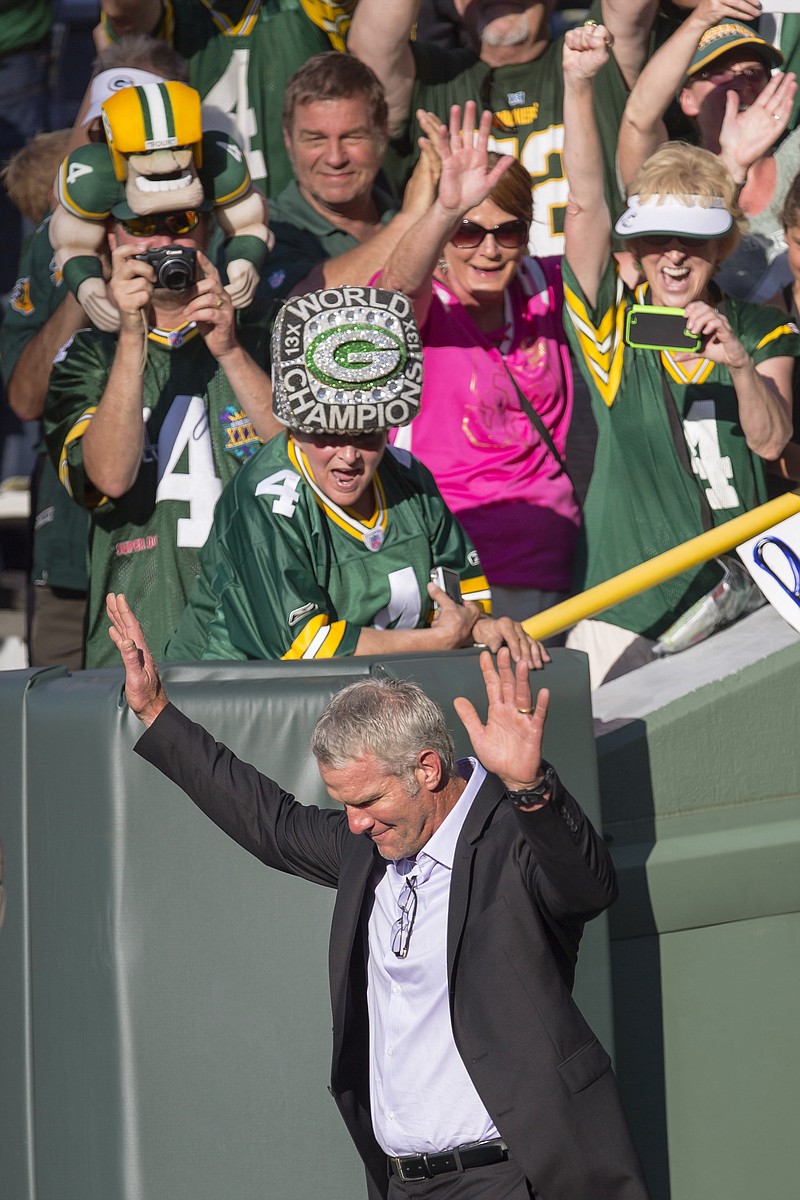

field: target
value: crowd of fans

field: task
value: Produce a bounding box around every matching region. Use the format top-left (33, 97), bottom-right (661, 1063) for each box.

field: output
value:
top-left (2, 0), bottom-right (800, 687)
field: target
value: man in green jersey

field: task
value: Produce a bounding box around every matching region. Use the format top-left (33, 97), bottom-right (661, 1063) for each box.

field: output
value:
top-left (99, 0), bottom-right (339, 196)
top-left (44, 202), bottom-right (280, 669)
top-left (347, 0), bottom-right (658, 257)
top-left (166, 284), bottom-right (546, 665)
top-left (1, 37), bottom-right (192, 668)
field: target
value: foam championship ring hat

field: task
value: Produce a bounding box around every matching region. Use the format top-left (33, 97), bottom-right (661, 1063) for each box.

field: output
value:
top-left (685, 22), bottom-right (783, 80)
top-left (615, 194), bottom-right (733, 240)
top-left (271, 287), bottom-right (423, 434)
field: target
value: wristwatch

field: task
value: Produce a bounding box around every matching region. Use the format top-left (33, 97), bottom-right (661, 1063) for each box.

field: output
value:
top-left (506, 762), bottom-right (556, 809)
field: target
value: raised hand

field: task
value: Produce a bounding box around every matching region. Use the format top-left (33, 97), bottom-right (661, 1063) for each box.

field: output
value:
top-left (719, 71), bottom-right (797, 180)
top-left (429, 101), bottom-right (514, 221)
top-left (562, 22), bottom-right (613, 82)
top-left (106, 593), bottom-right (168, 727)
top-left (453, 648), bottom-right (550, 793)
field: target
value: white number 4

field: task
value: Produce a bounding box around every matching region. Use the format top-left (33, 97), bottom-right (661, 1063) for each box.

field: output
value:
top-left (155, 394), bottom-right (222, 547)
top-left (256, 469), bottom-right (302, 517)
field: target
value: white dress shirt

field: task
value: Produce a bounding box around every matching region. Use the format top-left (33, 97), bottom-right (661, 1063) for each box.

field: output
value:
top-left (366, 758), bottom-right (501, 1155)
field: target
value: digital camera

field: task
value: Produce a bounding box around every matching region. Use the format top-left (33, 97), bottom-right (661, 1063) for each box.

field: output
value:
top-left (135, 246), bottom-right (198, 291)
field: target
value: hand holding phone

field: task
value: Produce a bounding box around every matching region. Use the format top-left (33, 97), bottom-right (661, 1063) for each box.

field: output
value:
top-left (625, 305), bottom-right (702, 353)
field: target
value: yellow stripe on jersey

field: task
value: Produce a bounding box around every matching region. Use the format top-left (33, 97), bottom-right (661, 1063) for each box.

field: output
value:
top-left (147, 322), bottom-right (201, 349)
top-left (299, 0), bottom-right (356, 51)
top-left (282, 613), bottom-right (347, 660)
top-left (756, 322), bottom-right (799, 352)
top-left (460, 573), bottom-right (492, 615)
top-left (564, 277), bottom-right (626, 407)
top-left (288, 437), bottom-right (388, 543)
top-left (212, 171), bottom-right (251, 206)
top-left (59, 409), bottom-right (107, 508)
top-left (661, 350), bottom-right (714, 386)
top-left (199, 0), bottom-right (261, 36)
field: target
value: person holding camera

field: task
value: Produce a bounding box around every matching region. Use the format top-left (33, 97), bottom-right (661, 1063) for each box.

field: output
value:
top-left (44, 203), bottom-right (279, 668)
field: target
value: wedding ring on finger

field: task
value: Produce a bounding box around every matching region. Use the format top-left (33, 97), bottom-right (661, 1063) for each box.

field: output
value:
top-left (215, 296), bottom-right (225, 309)
top-left (517, 707), bottom-right (534, 715)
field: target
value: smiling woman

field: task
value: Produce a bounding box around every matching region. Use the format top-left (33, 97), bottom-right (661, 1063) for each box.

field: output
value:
top-left (561, 23), bottom-right (800, 686)
top-left (380, 102), bottom-right (579, 629)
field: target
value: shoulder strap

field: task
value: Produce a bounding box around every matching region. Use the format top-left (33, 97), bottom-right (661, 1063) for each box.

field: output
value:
top-left (501, 362), bottom-right (569, 473)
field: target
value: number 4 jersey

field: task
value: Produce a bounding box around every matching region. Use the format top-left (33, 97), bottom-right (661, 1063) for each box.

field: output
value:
top-left (164, 434), bottom-right (491, 661)
top-left (563, 257), bottom-right (800, 637)
top-left (44, 306), bottom-right (272, 667)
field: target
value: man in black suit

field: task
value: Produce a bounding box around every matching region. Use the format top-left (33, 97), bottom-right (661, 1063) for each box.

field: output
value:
top-left (107, 593), bottom-right (649, 1199)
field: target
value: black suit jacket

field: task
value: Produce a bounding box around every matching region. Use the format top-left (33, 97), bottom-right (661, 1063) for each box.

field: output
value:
top-left (137, 705), bottom-right (650, 1200)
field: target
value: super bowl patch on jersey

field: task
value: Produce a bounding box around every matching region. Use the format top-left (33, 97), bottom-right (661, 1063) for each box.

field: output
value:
top-left (271, 286), bottom-right (423, 434)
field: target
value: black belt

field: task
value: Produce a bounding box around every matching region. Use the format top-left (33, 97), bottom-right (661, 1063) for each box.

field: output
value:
top-left (388, 1138), bottom-right (508, 1181)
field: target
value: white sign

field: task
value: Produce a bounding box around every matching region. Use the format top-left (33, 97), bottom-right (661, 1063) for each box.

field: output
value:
top-left (759, 0), bottom-right (800, 12)
top-left (737, 511), bottom-right (800, 633)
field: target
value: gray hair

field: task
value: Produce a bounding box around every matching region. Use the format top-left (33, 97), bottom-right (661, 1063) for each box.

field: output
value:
top-left (311, 676), bottom-right (456, 793)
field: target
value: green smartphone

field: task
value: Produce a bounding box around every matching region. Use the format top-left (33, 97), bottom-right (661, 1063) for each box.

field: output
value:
top-left (624, 305), bottom-right (702, 353)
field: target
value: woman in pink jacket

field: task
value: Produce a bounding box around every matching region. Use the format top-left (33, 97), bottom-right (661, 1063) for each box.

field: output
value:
top-left (381, 102), bottom-right (578, 626)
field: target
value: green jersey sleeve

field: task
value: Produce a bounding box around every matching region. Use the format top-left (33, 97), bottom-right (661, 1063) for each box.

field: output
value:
top-left (43, 329), bottom-right (116, 509)
top-left (0, 217), bottom-right (70, 387)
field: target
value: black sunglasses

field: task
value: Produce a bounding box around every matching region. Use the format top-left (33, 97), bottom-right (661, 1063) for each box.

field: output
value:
top-left (121, 210), bottom-right (201, 237)
top-left (450, 218), bottom-right (529, 250)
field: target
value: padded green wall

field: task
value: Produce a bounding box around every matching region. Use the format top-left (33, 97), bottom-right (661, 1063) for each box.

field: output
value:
top-left (600, 638), bottom-right (800, 1200)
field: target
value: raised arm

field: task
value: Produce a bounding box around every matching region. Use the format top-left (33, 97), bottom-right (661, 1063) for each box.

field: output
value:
top-left (617, 0), bottom-right (763, 191)
top-left (347, 0), bottom-right (418, 135)
top-left (600, 0), bottom-right (659, 89)
top-left (381, 103), bottom-right (513, 327)
top-left (562, 25), bottom-right (614, 309)
top-left (181, 251), bottom-right (281, 445)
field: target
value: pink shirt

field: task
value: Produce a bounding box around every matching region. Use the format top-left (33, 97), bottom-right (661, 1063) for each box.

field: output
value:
top-left (390, 258), bottom-right (579, 590)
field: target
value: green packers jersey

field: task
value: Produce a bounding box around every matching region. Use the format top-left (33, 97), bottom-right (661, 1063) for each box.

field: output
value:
top-left (0, 216), bottom-right (91, 593)
top-left (563, 257), bottom-right (800, 637)
top-left (1, 216), bottom-right (65, 385)
top-left (383, 13), bottom-right (628, 257)
top-left (104, 0), bottom-right (332, 197)
top-left (165, 434), bottom-right (491, 661)
top-left (44, 306), bottom-right (272, 667)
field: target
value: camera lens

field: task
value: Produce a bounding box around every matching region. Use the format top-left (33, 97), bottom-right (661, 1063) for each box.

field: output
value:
top-left (158, 258), bottom-right (194, 291)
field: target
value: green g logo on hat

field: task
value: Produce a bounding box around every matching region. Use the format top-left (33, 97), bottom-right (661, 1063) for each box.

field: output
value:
top-left (272, 287), bottom-right (424, 434)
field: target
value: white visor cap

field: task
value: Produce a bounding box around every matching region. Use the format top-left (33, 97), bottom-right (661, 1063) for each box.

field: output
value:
top-left (615, 194), bottom-right (733, 241)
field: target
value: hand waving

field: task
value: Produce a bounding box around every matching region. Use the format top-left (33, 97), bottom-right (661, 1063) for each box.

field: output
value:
top-left (106, 593), bottom-right (168, 727)
top-left (428, 101), bottom-right (514, 220)
top-left (454, 648), bottom-right (550, 794)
